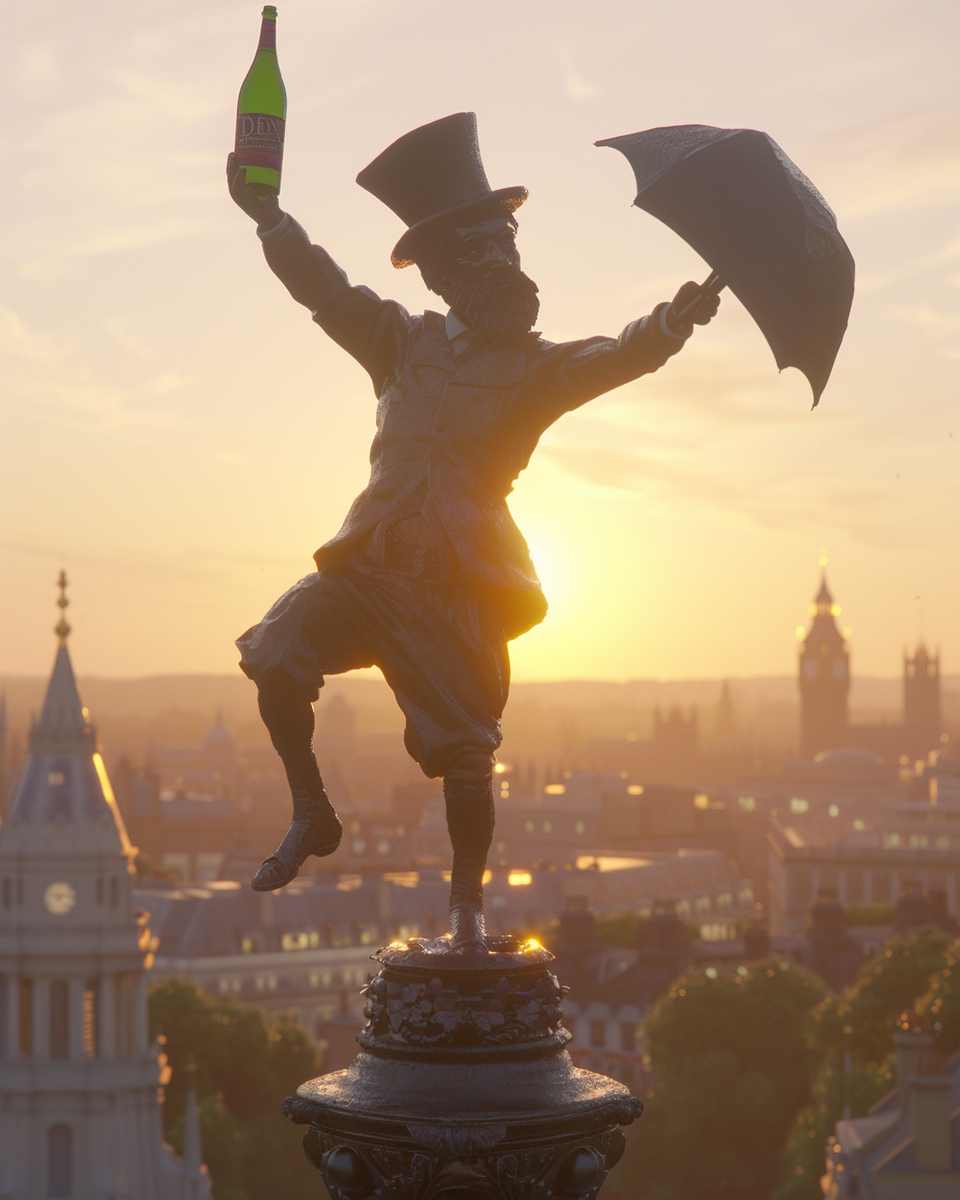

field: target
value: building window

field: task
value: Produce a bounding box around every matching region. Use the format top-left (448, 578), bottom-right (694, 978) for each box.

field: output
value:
top-left (49, 980), bottom-right (70, 1060)
top-left (0, 976), bottom-right (7, 1058)
top-left (19, 978), bottom-right (33, 1057)
top-left (589, 1019), bottom-right (606, 1049)
top-left (2, 878), bottom-right (9, 908)
top-left (109, 877), bottom-right (119, 908)
top-left (96, 878), bottom-right (104, 905)
top-left (83, 979), bottom-right (99, 1059)
top-left (47, 1124), bottom-right (73, 1197)
top-left (620, 1022), bottom-right (638, 1053)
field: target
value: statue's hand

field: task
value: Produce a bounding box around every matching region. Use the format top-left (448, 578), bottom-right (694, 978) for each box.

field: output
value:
top-left (227, 152), bottom-right (283, 231)
top-left (666, 280), bottom-right (721, 337)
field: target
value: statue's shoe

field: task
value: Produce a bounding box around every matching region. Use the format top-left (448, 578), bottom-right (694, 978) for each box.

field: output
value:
top-left (251, 811), bottom-right (342, 891)
top-left (449, 901), bottom-right (488, 953)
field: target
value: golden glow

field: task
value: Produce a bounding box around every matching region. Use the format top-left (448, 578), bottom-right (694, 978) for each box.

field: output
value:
top-left (482, 869), bottom-right (492, 885)
top-left (92, 753), bottom-right (115, 806)
top-left (627, 785), bottom-right (644, 795)
top-left (508, 871), bottom-right (533, 886)
top-left (819, 554), bottom-right (828, 568)
top-left (796, 625), bottom-right (806, 639)
top-left (694, 793), bottom-right (709, 809)
top-left (544, 784), bottom-right (566, 795)
top-left (494, 762), bottom-right (508, 774)
top-left (831, 603), bottom-right (841, 616)
top-left (523, 938), bottom-right (542, 952)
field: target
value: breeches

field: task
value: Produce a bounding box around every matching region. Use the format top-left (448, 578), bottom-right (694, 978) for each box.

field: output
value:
top-left (235, 557), bottom-right (509, 778)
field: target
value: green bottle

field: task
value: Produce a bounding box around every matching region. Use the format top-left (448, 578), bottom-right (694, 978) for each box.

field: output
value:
top-left (234, 6), bottom-right (287, 200)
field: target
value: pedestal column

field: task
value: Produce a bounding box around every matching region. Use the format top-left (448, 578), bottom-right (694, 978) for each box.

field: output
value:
top-left (283, 935), bottom-right (641, 1199)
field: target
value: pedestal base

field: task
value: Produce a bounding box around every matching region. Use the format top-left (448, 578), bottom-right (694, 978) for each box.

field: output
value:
top-left (283, 935), bottom-right (641, 1199)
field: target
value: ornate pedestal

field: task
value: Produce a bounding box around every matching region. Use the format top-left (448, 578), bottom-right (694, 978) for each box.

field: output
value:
top-left (282, 935), bottom-right (641, 1199)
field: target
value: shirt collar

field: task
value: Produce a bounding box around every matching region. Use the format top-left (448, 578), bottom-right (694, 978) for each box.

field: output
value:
top-left (445, 310), bottom-right (474, 356)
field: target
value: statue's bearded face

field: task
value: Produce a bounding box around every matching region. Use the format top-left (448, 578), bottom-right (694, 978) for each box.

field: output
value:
top-left (419, 216), bottom-right (540, 343)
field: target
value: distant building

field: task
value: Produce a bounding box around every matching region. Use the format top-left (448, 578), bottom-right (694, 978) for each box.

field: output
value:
top-left (799, 574), bottom-right (851, 756)
top-left (143, 871), bottom-right (453, 1036)
top-left (824, 1028), bottom-right (960, 1196)
top-left (768, 818), bottom-right (960, 937)
top-left (0, 576), bottom-right (209, 1199)
top-left (797, 572), bottom-right (945, 763)
top-left (0, 693), bottom-right (8, 821)
top-left (904, 644), bottom-right (942, 760)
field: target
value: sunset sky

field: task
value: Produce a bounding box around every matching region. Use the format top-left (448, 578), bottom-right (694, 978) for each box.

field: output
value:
top-left (2, 0), bottom-right (957, 683)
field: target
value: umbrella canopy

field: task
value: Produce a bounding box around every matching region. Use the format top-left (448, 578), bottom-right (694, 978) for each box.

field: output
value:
top-left (596, 125), bottom-right (855, 405)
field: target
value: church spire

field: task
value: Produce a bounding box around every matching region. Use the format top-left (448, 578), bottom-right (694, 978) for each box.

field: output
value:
top-left (55, 568), bottom-right (71, 644)
top-left (0, 574), bottom-right (131, 854)
top-left (31, 573), bottom-right (94, 756)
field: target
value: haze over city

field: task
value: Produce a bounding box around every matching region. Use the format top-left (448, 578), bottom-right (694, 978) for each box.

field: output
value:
top-left (2, 0), bottom-right (957, 682)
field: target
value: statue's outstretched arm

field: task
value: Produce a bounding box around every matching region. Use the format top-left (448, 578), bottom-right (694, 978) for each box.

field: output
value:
top-left (227, 153), bottom-right (412, 395)
top-left (522, 282), bottom-right (720, 425)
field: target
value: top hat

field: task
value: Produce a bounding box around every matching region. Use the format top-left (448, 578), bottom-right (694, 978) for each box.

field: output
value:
top-left (357, 113), bottom-right (528, 268)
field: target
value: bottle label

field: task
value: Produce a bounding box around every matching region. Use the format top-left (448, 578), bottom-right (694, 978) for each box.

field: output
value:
top-left (235, 113), bottom-right (285, 171)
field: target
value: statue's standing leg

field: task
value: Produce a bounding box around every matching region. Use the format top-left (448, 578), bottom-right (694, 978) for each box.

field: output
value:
top-left (442, 747), bottom-right (495, 950)
top-left (250, 675), bottom-right (343, 891)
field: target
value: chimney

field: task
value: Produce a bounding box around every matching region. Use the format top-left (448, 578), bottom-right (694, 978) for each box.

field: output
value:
top-left (910, 1051), bottom-right (953, 1171)
top-left (893, 1026), bottom-right (933, 1114)
top-left (743, 925), bottom-right (770, 961)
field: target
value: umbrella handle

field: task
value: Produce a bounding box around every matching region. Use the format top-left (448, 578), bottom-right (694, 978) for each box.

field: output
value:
top-left (673, 270), bottom-right (726, 322)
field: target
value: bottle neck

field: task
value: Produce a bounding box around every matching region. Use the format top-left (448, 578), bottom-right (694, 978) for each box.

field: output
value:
top-left (258, 14), bottom-right (277, 52)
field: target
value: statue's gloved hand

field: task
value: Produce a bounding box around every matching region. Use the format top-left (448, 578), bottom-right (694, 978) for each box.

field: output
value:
top-left (666, 280), bottom-right (721, 337)
top-left (226, 152), bottom-right (283, 232)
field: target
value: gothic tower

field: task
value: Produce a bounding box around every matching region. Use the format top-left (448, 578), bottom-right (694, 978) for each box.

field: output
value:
top-left (799, 573), bottom-right (850, 756)
top-left (903, 643), bottom-right (941, 759)
top-left (0, 575), bottom-right (210, 1200)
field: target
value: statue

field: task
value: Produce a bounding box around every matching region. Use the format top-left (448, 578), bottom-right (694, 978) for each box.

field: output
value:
top-left (228, 113), bottom-right (718, 950)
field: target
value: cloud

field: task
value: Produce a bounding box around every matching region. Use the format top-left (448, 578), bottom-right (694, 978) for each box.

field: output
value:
top-left (1, 306), bottom-right (182, 435)
top-left (821, 110), bottom-right (960, 220)
top-left (886, 305), bottom-right (960, 336)
top-left (538, 441), bottom-right (911, 546)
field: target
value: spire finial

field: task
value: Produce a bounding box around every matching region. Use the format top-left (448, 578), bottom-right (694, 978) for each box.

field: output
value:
top-left (54, 570), bottom-right (71, 644)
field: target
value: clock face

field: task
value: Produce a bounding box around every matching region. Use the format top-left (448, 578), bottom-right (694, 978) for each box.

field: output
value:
top-left (45, 881), bottom-right (76, 915)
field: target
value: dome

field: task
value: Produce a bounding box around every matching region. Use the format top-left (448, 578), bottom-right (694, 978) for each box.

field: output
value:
top-left (203, 709), bottom-right (236, 750)
top-left (813, 748), bottom-right (884, 770)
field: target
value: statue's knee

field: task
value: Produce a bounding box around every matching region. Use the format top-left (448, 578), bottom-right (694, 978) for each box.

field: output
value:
top-left (442, 746), bottom-right (495, 784)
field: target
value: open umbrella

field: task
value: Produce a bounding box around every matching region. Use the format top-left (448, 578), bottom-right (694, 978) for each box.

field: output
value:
top-left (596, 125), bottom-right (855, 405)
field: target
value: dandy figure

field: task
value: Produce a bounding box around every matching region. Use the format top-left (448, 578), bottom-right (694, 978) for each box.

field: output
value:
top-left (229, 114), bottom-right (717, 949)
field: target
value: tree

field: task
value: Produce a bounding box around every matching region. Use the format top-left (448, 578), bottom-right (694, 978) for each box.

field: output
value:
top-left (775, 927), bottom-right (955, 1199)
top-left (149, 979), bottom-right (330, 1200)
top-left (603, 959), bottom-right (824, 1200)
top-left (917, 938), bottom-right (960, 1056)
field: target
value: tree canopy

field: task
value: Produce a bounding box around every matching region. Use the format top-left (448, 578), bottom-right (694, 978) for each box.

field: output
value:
top-left (149, 979), bottom-right (330, 1200)
top-left (775, 929), bottom-right (958, 1200)
top-left (603, 958), bottom-right (824, 1200)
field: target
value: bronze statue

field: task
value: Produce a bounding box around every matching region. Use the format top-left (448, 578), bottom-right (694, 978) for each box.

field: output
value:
top-left (228, 113), bottom-right (718, 950)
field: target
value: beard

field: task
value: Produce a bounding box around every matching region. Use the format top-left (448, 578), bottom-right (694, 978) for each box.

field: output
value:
top-left (441, 265), bottom-right (540, 344)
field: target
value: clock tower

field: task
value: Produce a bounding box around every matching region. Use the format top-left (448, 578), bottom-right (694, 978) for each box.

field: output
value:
top-left (0, 576), bottom-right (209, 1199)
top-left (798, 572), bottom-right (850, 757)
